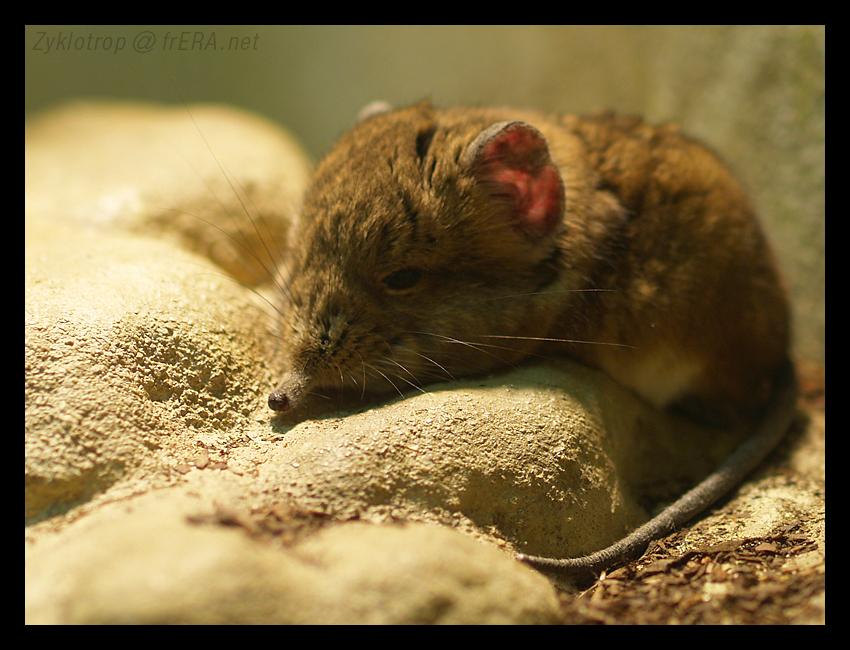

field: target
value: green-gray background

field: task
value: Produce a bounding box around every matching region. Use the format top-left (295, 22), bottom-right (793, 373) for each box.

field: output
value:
top-left (24, 25), bottom-right (824, 363)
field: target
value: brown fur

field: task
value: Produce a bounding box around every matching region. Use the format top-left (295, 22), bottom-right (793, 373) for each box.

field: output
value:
top-left (271, 102), bottom-right (789, 423)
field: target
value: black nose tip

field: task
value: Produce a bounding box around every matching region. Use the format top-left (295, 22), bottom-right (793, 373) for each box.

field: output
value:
top-left (269, 372), bottom-right (309, 411)
top-left (268, 391), bottom-right (291, 411)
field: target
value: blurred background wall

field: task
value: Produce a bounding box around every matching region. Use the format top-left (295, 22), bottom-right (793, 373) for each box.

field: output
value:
top-left (25, 25), bottom-right (824, 363)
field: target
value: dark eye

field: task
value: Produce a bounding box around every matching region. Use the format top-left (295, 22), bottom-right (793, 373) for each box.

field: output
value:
top-left (383, 267), bottom-right (421, 292)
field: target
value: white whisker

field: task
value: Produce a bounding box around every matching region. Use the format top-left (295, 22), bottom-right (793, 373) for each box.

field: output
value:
top-left (472, 288), bottom-right (621, 304)
top-left (475, 334), bottom-right (636, 348)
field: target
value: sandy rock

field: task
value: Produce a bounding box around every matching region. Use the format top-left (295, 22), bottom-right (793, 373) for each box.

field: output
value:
top-left (26, 101), bottom-right (820, 624)
top-left (25, 490), bottom-right (561, 624)
top-left (25, 102), bottom-right (301, 523)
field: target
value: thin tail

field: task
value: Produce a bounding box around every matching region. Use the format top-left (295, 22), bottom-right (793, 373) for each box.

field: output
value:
top-left (517, 357), bottom-right (798, 580)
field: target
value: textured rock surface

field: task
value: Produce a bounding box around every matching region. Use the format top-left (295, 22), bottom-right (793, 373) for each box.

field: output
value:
top-left (25, 101), bottom-right (822, 624)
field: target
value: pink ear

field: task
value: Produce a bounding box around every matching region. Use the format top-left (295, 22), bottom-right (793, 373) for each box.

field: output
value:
top-left (464, 121), bottom-right (564, 236)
